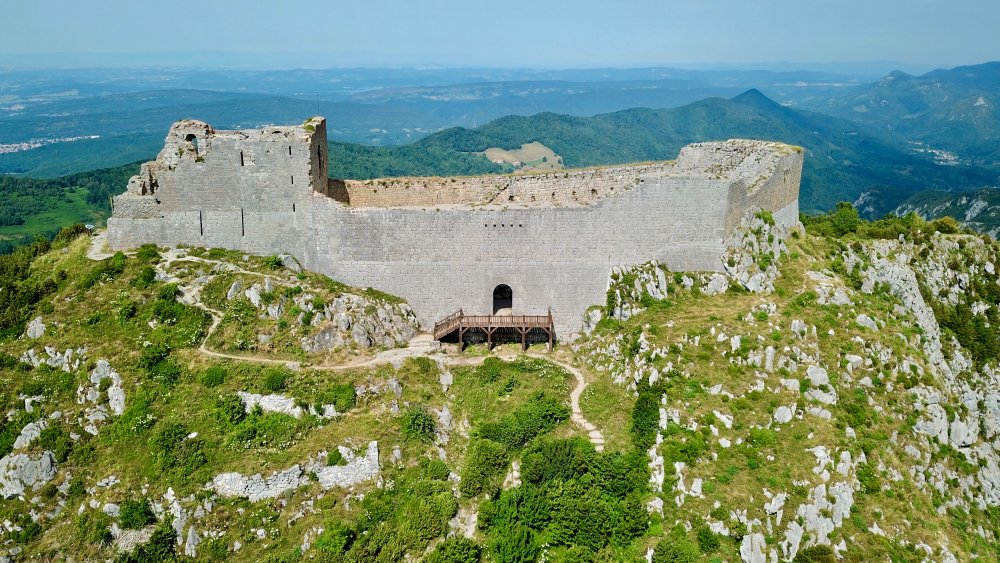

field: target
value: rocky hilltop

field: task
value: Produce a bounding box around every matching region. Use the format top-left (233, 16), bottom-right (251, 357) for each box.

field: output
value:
top-left (1, 209), bottom-right (1000, 561)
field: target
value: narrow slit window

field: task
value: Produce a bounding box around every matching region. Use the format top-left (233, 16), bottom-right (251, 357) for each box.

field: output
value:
top-left (240, 151), bottom-right (245, 166)
top-left (288, 146), bottom-right (292, 156)
top-left (291, 175), bottom-right (294, 185)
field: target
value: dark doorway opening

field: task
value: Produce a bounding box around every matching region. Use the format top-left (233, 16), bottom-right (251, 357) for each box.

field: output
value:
top-left (493, 284), bottom-right (513, 315)
top-left (184, 134), bottom-right (199, 155)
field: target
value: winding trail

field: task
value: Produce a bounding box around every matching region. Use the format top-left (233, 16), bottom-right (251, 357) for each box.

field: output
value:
top-left (88, 233), bottom-right (606, 449)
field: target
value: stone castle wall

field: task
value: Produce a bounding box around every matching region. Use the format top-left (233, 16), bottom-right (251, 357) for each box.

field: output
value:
top-left (107, 118), bottom-right (802, 336)
top-left (326, 162), bottom-right (667, 208)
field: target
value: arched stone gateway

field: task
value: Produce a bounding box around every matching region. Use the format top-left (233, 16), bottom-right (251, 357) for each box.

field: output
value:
top-left (493, 284), bottom-right (513, 315)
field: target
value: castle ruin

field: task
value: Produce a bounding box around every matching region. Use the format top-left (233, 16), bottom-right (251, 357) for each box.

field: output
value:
top-left (107, 117), bottom-right (803, 337)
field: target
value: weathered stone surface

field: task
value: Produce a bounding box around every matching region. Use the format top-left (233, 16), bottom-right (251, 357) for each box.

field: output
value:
top-left (12, 420), bottom-right (47, 450)
top-left (25, 317), bottom-right (45, 339)
top-left (806, 365), bottom-right (829, 386)
top-left (312, 442), bottom-right (380, 489)
top-left (703, 273), bottom-right (729, 295)
top-left (0, 451), bottom-right (56, 498)
top-left (773, 406), bottom-right (793, 424)
top-left (226, 280), bottom-right (242, 300)
top-left (856, 314), bottom-right (878, 331)
top-left (211, 465), bottom-right (307, 502)
top-left (740, 533), bottom-right (767, 563)
top-left (237, 392), bottom-right (303, 418)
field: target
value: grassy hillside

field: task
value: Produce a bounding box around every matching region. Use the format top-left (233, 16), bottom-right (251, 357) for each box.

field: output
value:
top-left (0, 163), bottom-right (139, 252)
top-left (2, 213), bottom-right (1000, 560)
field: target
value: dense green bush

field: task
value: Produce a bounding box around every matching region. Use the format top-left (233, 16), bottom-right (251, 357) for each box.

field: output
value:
top-left (793, 545), bottom-right (836, 562)
top-left (215, 394), bottom-right (246, 425)
top-left (37, 425), bottom-right (73, 462)
top-left (489, 525), bottom-right (538, 563)
top-left (314, 383), bottom-right (356, 412)
top-left (262, 367), bottom-right (290, 392)
top-left (227, 408), bottom-right (305, 450)
top-left (403, 405), bottom-right (437, 443)
top-left (313, 521), bottom-right (355, 558)
top-left (425, 536), bottom-right (481, 563)
top-left (131, 266), bottom-right (157, 289)
top-left (476, 392), bottom-right (569, 450)
top-left (696, 524), bottom-right (720, 552)
top-left (0, 236), bottom-right (60, 339)
top-left (460, 439), bottom-right (509, 497)
top-left (137, 344), bottom-right (170, 370)
top-left (652, 536), bottom-right (700, 563)
top-left (119, 498), bottom-right (156, 529)
top-left (149, 421), bottom-right (206, 473)
top-left (630, 383), bottom-right (662, 450)
top-left (135, 244), bottom-right (161, 263)
top-left (478, 437), bottom-right (649, 556)
top-left (201, 366), bottom-right (227, 387)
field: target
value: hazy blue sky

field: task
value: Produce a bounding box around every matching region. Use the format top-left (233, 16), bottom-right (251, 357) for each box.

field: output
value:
top-left (3, 0), bottom-right (998, 68)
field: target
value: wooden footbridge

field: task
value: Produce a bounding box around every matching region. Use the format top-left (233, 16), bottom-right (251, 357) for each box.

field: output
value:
top-left (433, 309), bottom-right (554, 350)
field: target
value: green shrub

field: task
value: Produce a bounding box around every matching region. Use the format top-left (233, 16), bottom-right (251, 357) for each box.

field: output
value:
top-left (119, 498), bottom-right (156, 529)
top-left (418, 457), bottom-right (451, 481)
top-left (262, 367), bottom-right (290, 392)
top-left (630, 384), bottom-right (661, 450)
top-left (131, 266), bottom-right (157, 289)
top-left (696, 525), bottom-right (720, 552)
top-left (314, 521), bottom-right (355, 558)
top-left (747, 427), bottom-right (778, 448)
top-left (489, 525), bottom-right (538, 563)
top-left (520, 437), bottom-right (594, 484)
top-left (328, 448), bottom-right (346, 466)
top-left (652, 537), bottom-right (700, 563)
top-left (931, 216), bottom-right (960, 234)
top-left (215, 394), bottom-right (246, 425)
top-left (227, 409), bottom-right (304, 449)
top-left (135, 244), bottom-right (161, 263)
top-left (315, 383), bottom-right (356, 412)
top-left (149, 422), bottom-right (206, 473)
top-left (476, 393), bottom-right (569, 450)
top-left (478, 357), bottom-right (505, 383)
top-left (857, 463), bottom-right (881, 494)
top-left (137, 343), bottom-right (170, 370)
top-left (426, 536), bottom-right (481, 563)
top-left (264, 255), bottom-right (284, 269)
top-left (148, 359), bottom-right (182, 386)
top-left (460, 439), bottom-right (509, 497)
top-left (75, 511), bottom-right (113, 546)
top-left (53, 223), bottom-right (89, 244)
top-left (37, 425), bottom-right (73, 462)
top-left (403, 406), bottom-right (437, 443)
top-left (793, 545), bottom-right (836, 562)
top-left (201, 366), bottom-right (227, 387)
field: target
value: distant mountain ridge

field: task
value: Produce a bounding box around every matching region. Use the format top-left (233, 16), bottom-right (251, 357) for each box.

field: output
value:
top-left (333, 89), bottom-right (997, 215)
top-left (811, 61), bottom-right (1000, 167)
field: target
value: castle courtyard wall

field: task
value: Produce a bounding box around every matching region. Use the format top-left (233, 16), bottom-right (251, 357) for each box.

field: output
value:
top-left (107, 118), bottom-right (802, 337)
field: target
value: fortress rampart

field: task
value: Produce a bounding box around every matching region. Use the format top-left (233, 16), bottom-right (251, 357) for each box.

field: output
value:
top-left (108, 117), bottom-right (802, 336)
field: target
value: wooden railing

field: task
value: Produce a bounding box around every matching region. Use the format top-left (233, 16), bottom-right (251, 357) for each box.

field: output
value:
top-left (433, 308), bottom-right (555, 349)
top-left (433, 309), bottom-right (465, 339)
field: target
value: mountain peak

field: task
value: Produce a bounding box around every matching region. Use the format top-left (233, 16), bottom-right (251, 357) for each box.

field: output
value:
top-left (730, 88), bottom-right (782, 110)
